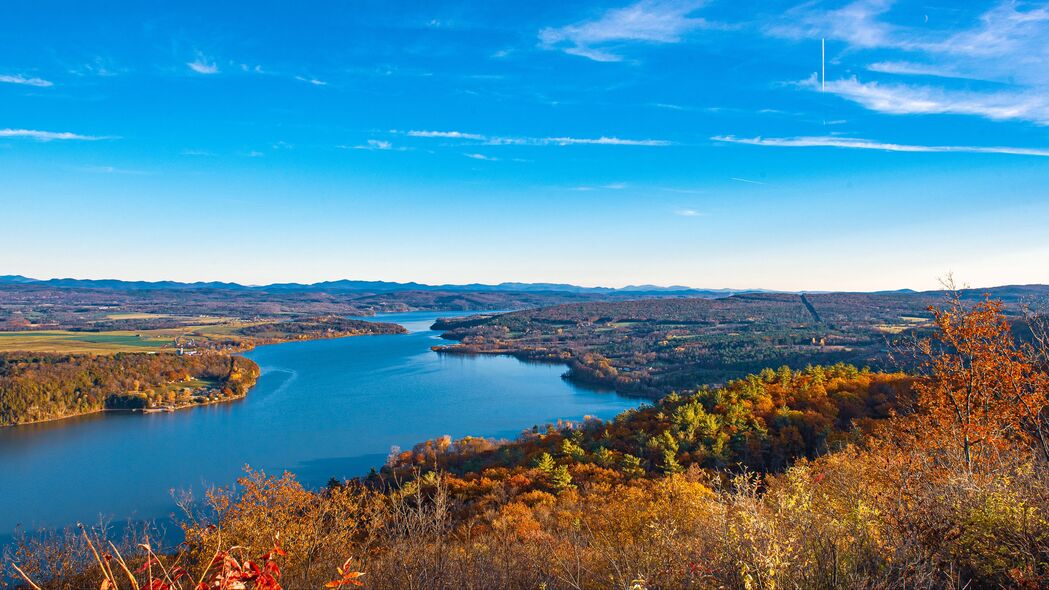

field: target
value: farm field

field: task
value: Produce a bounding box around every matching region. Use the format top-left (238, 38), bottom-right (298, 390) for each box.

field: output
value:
top-left (0, 330), bottom-right (174, 353)
top-left (0, 321), bottom-right (254, 353)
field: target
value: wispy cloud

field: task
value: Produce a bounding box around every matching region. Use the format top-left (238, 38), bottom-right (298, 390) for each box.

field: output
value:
top-left (713, 135), bottom-right (1049, 158)
top-left (68, 56), bottom-right (121, 77)
top-left (675, 208), bottom-right (703, 216)
top-left (866, 61), bottom-right (974, 80)
top-left (773, 1), bottom-right (1049, 125)
top-left (181, 149), bottom-right (215, 156)
top-left (805, 75), bottom-right (1049, 126)
top-left (0, 128), bottom-right (111, 141)
top-left (729, 176), bottom-right (767, 185)
top-left (538, 0), bottom-right (715, 62)
top-left (187, 54), bottom-right (219, 75)
top-left (572, 182), bottom-right (628, 191)
top-left (407, 130), bottom-right (486, 140)
top-left (402, 130), bottom-right (671, 147)
top-left (341, 139), bottom-right (411, 152)
top-left (294, 75), bottom-right (327, 86)
top-left (0, 74), bottom-right (53, 87)
top-left (538, 136), bottom-right (670, 146)
top-left (464, 153), bottom-right (498, 161)
top-left (353, 139), bottom-right (394, 150)
top-left (651, 102), bottom-right (687, 110)
top-left (767, 0), bottom-right (900, 50)
top-left (76, 165), bottom-right (148, 175)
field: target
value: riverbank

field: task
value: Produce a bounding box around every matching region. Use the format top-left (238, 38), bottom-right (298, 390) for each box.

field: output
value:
top-left (0, 353), bottom-right (260, 427)
top-left (0, 310), bottom-right (640, 547)
top-left (0, 318), bottom-right (413, 428)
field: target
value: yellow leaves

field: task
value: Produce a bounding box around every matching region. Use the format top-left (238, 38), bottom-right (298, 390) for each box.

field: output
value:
top-left (515, 489), bottom-right (557, 507)
top-left (491, 502), bottom-right (544, 541)
top-left (325, 558), bottom-right (365, 587)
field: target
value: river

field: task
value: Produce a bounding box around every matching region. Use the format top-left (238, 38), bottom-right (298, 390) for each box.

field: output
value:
top-left (0, 311), bottom-right (640, 546)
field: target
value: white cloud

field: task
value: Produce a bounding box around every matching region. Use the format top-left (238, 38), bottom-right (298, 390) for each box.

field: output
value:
top-left (343, 139), bottom-right (410, 152)
top-left (187, 55), bottom-right (219, 75)
top-left (295, 76), bottom-right (327, 86)
top-left (401, 130), bottom-right (671, 146)
top-left (676, 208), bottom-right (702, 216)
top-left (0, 128), bottom-right (111, 141)
top-left (539, 136), bottom-right (670, 146)
top-left (773, 1), bottom-right (1049, 125)
top-left (729, 176), bottom-right (767, 185)
top-left (572, 183), bottom-right (628, 191)
top-left (407, 130), bottom-right (487, 140)
top-left (934, 2), bottom-right (1049, 63)
top-left (69, 56), bottom-right (120, 77)
top-left (0, 74), bottom-right (53, 87)
top-left (361, 140), bottom-right (394, 150)
top-left (712, 134), bottom-right (1049, 157)
top-left (812, 75), bottom-right (1049, 126)
top-left (464, 153), bottom-right (498, 161)
top-left (539, 0), bottom-right (714, 62)
top-left (866, 61), bottom-right (973, 80)
top-left (768, 0), bottom-right (900, 50)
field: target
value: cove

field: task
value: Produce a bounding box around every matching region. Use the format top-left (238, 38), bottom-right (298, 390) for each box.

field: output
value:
top-left (0, 311), bottom-right (640, 545)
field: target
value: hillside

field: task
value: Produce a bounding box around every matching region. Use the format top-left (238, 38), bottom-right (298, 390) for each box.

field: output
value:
top-left (9, 296), bottom-right (1046, 590)
top-left (433, 292), bottom-right (957, 394)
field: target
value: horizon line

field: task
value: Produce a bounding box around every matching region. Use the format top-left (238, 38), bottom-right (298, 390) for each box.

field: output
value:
top-left (3, 273), bottom-right (1042, 295)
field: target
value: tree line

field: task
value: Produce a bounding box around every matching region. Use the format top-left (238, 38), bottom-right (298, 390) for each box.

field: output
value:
top-left (0, 352), bottom-right (259, 425)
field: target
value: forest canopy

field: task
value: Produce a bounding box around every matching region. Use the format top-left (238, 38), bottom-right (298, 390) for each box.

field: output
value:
top-left (0, 352), bottom-right (259, 426)
top-left (7, 294), bottom-right (1049, 589)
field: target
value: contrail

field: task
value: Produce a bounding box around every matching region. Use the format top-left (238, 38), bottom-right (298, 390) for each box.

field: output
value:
top-left (730, 177), bottom-right (767, 185)
top-left (821, 38), bottom-right (825, 92)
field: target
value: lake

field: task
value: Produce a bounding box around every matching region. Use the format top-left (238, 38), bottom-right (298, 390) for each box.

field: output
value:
top-left (0, 311), bottom-right (640, 545)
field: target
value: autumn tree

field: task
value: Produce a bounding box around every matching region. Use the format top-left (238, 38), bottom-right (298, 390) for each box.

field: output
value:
top-left (912, 294), bottom-right (1049, 474)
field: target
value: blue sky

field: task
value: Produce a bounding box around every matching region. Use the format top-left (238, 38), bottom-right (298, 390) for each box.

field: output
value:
top-left (1, 0), bottom-right (1047, 291)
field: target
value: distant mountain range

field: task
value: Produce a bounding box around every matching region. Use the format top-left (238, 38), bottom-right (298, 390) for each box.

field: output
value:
top-left (0, 275), bottom-right (772, 298)
top-left (1, 275), bottom-right (1046, 302)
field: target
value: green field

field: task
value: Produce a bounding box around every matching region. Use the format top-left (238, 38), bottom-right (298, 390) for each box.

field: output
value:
top-left (0, 330), bottom-right (175, 353)
top-left (0, 321), bottom-right (259, 354)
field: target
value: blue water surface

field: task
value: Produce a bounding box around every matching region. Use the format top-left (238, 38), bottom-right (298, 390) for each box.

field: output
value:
top-left (0, 311), bottom-right (639, 545)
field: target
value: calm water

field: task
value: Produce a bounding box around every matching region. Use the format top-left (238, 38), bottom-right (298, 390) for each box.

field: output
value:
top-left (0, 311), bottom-right (639, 545)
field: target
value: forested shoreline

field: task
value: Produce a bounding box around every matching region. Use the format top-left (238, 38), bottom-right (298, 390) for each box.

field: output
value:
top-left (432, 293), bottom-right (943, 396)
top-left (0, 316), bottom-right (409, 426)
top-left (0, 352), bottom-right (260, 426)
top-left (6, 294), bottom-right (1048, 589)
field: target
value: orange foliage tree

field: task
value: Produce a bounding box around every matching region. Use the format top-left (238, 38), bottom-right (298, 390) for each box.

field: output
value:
top-left (912, 294), bottom-right (1049, 474)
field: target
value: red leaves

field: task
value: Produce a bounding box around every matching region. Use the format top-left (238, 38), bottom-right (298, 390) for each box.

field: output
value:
top-left (191, 540), bottom-right (285, 590)
top-left (135, 555), bottom-right (162, 574)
